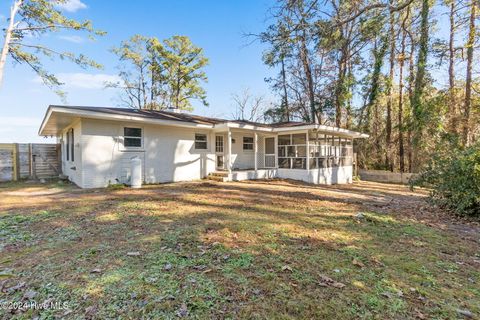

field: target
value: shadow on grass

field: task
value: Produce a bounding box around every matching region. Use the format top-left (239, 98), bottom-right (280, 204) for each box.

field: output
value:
top-left (0, 180), bottom-right (478, 319)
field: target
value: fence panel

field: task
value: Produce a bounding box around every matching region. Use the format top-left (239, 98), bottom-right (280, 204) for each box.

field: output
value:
top-left (0, 144), bottom-right (14, 182)
top-left (0, 143), bottom-right (61, 182)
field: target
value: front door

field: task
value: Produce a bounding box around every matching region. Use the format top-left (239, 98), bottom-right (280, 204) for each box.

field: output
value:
top-left (264, 137), bottom-right (275, 168)
top-left (215, 135), bottom-right (224, 170)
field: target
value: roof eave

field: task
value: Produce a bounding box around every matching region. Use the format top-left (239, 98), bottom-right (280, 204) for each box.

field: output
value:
top-left (38, 106), bottom-right (216, 136)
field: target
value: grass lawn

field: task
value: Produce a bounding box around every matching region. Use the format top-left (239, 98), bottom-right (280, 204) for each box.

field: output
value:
top-left (0, 179), bottom-right (479, 319)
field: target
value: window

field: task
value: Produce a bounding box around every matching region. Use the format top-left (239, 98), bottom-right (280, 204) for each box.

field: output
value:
top-left (70, 128), bottom-right (74, 161)
top-left (243, 137), bottom-right (253, 151)
top-left (215, 136), bottom-right (224, 153)
top-left (124, 127), bottom-right (142, 148)
top-left (195, 133), bottom-right (207, 150)
top-left (66, 129), bottom-right (74, 161)
top-left (66, 131), bottom-right (70, 161)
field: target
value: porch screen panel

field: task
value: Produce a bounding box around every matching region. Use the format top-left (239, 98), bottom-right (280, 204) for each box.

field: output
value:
top-left (277, 134), bottom-right (307, 169)
top-left (307, 131), bottom-right (353, 169)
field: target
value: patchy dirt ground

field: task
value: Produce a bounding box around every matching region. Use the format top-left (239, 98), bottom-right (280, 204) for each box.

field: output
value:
top-left (0, 179), bottom-right (479, 319)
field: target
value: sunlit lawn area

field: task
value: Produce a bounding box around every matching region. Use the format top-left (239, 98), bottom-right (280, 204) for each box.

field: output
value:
top-left (0, 179), bottom-right (479, 319)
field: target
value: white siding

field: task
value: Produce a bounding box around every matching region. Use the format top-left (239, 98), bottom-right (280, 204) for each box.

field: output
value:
top-left (79, 119), bottom-right (215, 188)
top-left (60, 121), bottom-right (82, 187)
top-left (143, 125), bottom-right (215, 183)
top-left (230, 132), bottom-right (255, 169)
top-left (277, 166), bottom-right (353, 184)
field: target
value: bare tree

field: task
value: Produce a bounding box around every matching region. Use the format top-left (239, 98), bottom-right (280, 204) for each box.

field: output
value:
top-left (231, 88), bottom-right (266, 122)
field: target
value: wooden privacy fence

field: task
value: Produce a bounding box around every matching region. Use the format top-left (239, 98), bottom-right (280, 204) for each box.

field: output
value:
top-left (359, 169), bottom-right (417, 184)
top-left (0, 143), bottom-right (61, 182)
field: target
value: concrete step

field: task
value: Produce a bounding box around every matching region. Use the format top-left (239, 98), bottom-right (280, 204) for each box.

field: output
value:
top-left (210, 171), bottom-right (228, 177)
top-left (206, 174), bottom-right (228, 182)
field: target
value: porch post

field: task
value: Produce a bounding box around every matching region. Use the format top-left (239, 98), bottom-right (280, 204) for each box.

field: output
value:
top-left (227, 129), bottom-right (232, 174)
top-left (306, 130), bottom-right (310, 170)
top-left (274, 135), bottom-right (278, 168)
top-left (254, 132), bottom-right (258, 175)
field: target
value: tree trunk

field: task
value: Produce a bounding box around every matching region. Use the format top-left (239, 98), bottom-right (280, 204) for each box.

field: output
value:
top-left (410, 0), bottom-right (430, 172)
top-left (299, 30), bottom-right (315, 123)
top-left (398, 7), bottom-right (409, 173)
top-left (448, 0), bottom-right (457, 135)
top-left (366, 38), bottom-right (388, 134)
top-left (281, 57), bottom-right (290, 121)
top-left (407, 14), bottom-right (415, 173)
top-left (335, 50), bottom-right (348, 128)
top-left (386, 6), bottom-right (396, 171)
top-left (0, 0), bottom-right (22, 88)
top-left (463, 0), bottom-right (476, 146)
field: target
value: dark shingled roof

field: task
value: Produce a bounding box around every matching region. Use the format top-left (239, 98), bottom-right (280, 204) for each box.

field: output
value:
top-left (50, 105), bottom-right (311, 128)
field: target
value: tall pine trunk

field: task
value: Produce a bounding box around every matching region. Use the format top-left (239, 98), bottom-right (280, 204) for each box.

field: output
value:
top-left (386, 6), bottom-right (396, 171)
top-left (280, 57), bottom-right (290, 121)
top-left (398, 7), bottom-right (410, 173)
top-left (407, 13), bottom-right (415, 173)
top-left (463, 0), bottom-right (476, 146)
top-left (299, 30), bottom-right (315, 123)
top-left (448, 0), bottom-right (457, 135)
top-left (410, 0), bottom-right (430, 172)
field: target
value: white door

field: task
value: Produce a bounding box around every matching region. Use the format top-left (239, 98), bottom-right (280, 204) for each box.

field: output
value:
top-left (264, 137), bottom-right (275, 168)
top-left (215, 135), bottom-right (224, 170)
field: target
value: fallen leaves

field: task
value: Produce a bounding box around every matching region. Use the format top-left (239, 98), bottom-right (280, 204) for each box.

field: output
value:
top-left (456, 309), bottom-right (474, 319)
top-left (176, 303), bottom-right (189, 317)
top-left (5, 281), bottom-right (25, 293)
top-left (352, 258), bottom-right (365, 268)
top-left (318, 275), bottom-right (345, 289)
top-left (281, 265), bottom-right (293, 272)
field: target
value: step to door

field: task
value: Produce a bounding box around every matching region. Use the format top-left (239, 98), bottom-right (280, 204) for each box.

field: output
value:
top-left (206, 172), bottom-right (229, 182)
top-left (210, 171), bottom-right (228, 177)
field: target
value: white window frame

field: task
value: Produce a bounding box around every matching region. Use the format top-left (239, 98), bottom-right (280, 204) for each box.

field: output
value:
top-left (194, 133), bottom-right (208, 150)
top-left (123, 127), bottom-right (143, 150)
top-left (215, 135), bottom-right (224, 153)
top-left (242, 136), bottom-right (254, 151)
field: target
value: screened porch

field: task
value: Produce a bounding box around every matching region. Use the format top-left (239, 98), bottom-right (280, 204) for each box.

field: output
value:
top-left (214, 128), bottom-right (354, 174)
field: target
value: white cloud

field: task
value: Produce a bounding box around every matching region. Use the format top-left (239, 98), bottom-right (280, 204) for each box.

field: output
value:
top-left (0, 116), bottom-right (40, 127)
top-left (58, 73), bottom-right (121, 89)
top-left (58, 35), bottom-right (85, 43)
top-left (33, 73), bottom-right (121, 89)
top-left (56, 0), bottom-right (87, 12)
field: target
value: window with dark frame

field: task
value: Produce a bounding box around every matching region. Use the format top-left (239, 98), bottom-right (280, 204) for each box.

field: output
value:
top-left (66, 131), bottom-right (70, 161)
top-left (243, 136), bottom-right (254, 151)
top-left (195, 133), bottom-right (208, 150)
top-left (124, 127), bottom-right (142, 148)
top-left (70, 128), bottom-right (74, 161)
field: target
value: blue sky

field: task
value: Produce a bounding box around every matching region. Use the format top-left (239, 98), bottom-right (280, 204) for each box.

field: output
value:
top-left (0, 0), bottom-right (276, 142)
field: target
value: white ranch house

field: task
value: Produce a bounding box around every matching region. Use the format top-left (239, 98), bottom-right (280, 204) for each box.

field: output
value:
top-left (39, 105), bottom-right (368, 188)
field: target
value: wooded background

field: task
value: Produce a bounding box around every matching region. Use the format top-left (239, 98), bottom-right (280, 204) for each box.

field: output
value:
top-left (258, 0), bottom-right (479, 173)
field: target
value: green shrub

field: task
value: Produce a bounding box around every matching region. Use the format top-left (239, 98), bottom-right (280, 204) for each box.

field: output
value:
top-left (411, 142), bottom-right (480, 216)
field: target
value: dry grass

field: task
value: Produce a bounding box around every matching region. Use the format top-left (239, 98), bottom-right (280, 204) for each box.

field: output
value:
top-left (0, 179), bottom-right (479, 319)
